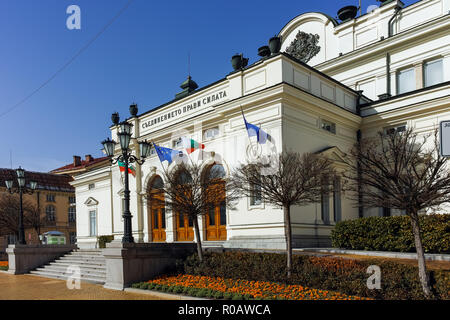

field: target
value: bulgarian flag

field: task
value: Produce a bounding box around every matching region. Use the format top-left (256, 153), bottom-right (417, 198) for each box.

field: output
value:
top-left (181, 137), bottom-right (205, 154)
top-left (118, 161), bottom-right (136, 177)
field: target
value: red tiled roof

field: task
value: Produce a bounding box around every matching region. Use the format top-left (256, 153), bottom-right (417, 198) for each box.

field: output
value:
top-left (51, 156), bottom-right (109, 174)
top-left (0, 169), bottom-right (74, 192)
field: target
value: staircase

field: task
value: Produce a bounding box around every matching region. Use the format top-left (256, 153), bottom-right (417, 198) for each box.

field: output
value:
top-left (29, 249), bottom-right (106, 284)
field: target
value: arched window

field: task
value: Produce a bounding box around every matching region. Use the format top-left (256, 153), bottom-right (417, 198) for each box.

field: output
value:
top-left (206, 164), bottom-right (226, 181)
top-left (46, 205), bottom-right (55, 222)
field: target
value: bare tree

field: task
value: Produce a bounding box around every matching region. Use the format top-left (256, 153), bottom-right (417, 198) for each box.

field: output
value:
top-left (342, 128), bottom-right (450, 298)
top-left (0, 193), bottom-right (40, 242)
top-left (152, 161), bottom-right (238, 262)
top-left (228, 151), bottom-right (335, 277)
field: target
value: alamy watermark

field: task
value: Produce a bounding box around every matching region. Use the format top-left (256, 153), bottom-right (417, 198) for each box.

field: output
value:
top-left (366, 265), bottom-right (381, 290)
top-left (65, 265), bottom-right (81, 290)
top-left (66, 5), bottom-right (81, 30)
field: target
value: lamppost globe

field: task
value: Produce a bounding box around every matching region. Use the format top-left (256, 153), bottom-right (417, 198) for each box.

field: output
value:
top-left (102, 138), bottom-right (116, 157)
top-left (119, 121), bottom-right (133, 135)
top-left (139, 140), bottom-right (152, 158)
top-left (16, 167), bottom-right (25, 178)
top-left (18, 177), bottom-right (26, 188)
top-left (30, 181), bottom-right (37, 190)
top-left (118, 131), bottom-right (132, 150)
top-left (5, 180), bottom-right (13, 190)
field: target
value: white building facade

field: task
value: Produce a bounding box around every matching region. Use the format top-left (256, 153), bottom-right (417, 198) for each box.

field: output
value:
top-left (70, 0), bottom-right (450, 249)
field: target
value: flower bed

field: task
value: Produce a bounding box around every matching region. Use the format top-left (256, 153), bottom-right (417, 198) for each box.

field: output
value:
top-left (132, 274), bottom-right (371, 300)
top-left (0, 261), bottom-right (8, 271)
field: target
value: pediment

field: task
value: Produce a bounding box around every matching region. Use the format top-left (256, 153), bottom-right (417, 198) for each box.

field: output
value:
top-left (84, 197), bottom-right (99, 206)
top-left (316, 146), bottom-right (347, 164)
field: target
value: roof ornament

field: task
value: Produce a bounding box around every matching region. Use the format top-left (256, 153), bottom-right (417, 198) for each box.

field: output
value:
top-left (284, 31), bottom-right (321, 63)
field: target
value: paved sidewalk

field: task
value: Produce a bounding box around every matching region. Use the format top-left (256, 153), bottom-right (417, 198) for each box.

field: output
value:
top-left (0, 272), bottom-right (168, 300)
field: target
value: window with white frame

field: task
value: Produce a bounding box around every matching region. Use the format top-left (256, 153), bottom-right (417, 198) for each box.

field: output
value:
top-left (46, 205), bottom-right (56, 221)
top-left (89, 210), bottom-right (97, 236)
top-left (424, 59), bottom-right (443, 87)
top-left (68, 206), bottom-right (76, 223)
top-left (249, 181), bottom-right (262, 206)
top-left (204, 127), bottom-right (220, 140)
top-left (383, 124), bottom-right (407, 135)
top-left (321, 119), bottom-right (336, 134)
top-left (172, 137), bottom-right (183, 149)
top-left (397, 67), bottom-right (415, 94)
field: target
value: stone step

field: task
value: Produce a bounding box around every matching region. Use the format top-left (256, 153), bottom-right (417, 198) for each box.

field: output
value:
top-left (49, 261), bottom-right (106, 269)
top-left (29, 270), bottom-right (105, 284)
top-left (60, 255), bottom-right (105, 261)
top-left (56, 258), bottom-right (106, 265)
top-left (71, 250), bottom-right (103, 256)
top-left (35, 266), bottom-right (106, 277)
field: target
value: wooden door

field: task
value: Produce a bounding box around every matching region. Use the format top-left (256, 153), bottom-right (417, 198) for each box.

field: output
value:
top-left (206, 201), bottom-right (227, 241)
top-left (150, 192), bottom-right (166, 242)
top-left (176, 212), bottom-right (194, 241)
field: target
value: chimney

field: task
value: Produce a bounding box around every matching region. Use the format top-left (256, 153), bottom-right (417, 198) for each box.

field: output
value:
top-left (73, 156), bottom-right (81, 167)
top-left (85, 155), bottom-right (94, 163)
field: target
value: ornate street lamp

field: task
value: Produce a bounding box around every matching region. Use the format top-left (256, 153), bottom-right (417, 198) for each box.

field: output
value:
top-left (5, 167), bottom-right (38, 245)
top-left (102, 115), bottom-right (152, 243)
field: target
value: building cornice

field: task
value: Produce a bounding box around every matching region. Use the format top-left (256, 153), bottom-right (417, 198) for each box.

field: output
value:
top-left (315, 14), bottom-right (450, 73)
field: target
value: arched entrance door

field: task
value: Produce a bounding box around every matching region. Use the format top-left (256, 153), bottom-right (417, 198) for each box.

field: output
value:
top-left (175, 170), bottom-right (194, 241)
top-left (148, 176), bottom-right (166, 242)
top-left (205, 164), bottom-right (227, 241)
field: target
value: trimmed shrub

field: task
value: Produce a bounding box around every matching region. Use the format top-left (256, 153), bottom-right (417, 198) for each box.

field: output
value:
top-left (181, 251), bottom-right (449, 300)
top-left (97, 235), bottom-right (114, 249)
top-left (331, 214), bottom-right (450, 253)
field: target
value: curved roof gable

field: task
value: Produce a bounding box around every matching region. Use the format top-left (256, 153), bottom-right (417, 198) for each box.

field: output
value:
top-left (279, 12), bottom-right (339, 66)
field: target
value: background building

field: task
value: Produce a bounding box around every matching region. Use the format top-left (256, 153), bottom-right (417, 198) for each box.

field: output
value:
top-left (0, 169), bottom-right (75, 259)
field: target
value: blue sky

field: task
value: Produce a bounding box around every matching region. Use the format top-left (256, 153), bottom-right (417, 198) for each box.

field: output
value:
top-left (0, 0), bottom-right (417, 172)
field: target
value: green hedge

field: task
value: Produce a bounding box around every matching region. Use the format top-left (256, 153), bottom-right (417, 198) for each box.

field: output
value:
top-left (178, 251), bottom-right (449, 300)
top-left (0, 266), bottom-right (8, 271)
top-left (331, 214), bottom-right (450, 253)
top-left (97, 235), bottom-right (114, 248)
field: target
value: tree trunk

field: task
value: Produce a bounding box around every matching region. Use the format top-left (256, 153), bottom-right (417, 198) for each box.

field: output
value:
top-left (409, 212), bottom-right (432, 298)
top-left (283, 205), bottom-right (292, 278)
top-left (193, 216), bottom-right (203, 262)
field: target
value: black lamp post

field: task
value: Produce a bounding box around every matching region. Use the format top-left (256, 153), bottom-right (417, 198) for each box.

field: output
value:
top-left (5, 167), bottom-right (37, 245)
top-left (102, 116), bottom-right (152, 243)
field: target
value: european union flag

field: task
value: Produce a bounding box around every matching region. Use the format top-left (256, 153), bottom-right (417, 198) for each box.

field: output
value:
top-left (243, 116), bottom-right (271, 144)
top-left (153, 143), bottom-right (180, 164)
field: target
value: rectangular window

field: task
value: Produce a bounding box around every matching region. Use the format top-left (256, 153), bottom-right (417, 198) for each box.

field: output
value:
top-left (424, 59), bottom-right (443, 87)
top-left (88, 183), bottom-right (95, 190)
top-left (384, 124), bottom-right (407, 135)
top-left (220, 201), bottom-right (226, 226)
top-left (179, 213), bottom-right (184, 228)
top-left (161, 208), bottom-right (166, 229)
top-left (321, 179), bottom-right (330, 224)
top-left (333, 178), bottom-right (342, 222)
top-left (321, 120), bottom-right (336, 134)
top-left (172, 137), bottom-right (183, 149)
top-left (69, 232), bottom-right (77, 244)
top-left (69, 196), bottom-right (76, 204)
top-left (68, 207), bottom-right (76, 222)
top-left (46, 194), bottom-right (55, 202)
top-left (208, 206), bottom-right (215, 226)
top-left (397, 67), bottom-right (415, 94)
top-left (89, 210), bottom-right (97, 236)
top-left (250, 183), bottom-right (262, 206)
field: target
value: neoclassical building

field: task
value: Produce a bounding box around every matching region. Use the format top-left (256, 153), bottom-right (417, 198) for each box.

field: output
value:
top-left (56, 0), bottom-right (450, 249)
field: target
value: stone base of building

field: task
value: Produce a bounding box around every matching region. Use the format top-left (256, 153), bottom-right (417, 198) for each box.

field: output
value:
top-left (6, 244), bottom-right (77, 274)
top-left (102, 241), bottom-right (196, 290)
top-left (223, 235), bottom-right (331, 250)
